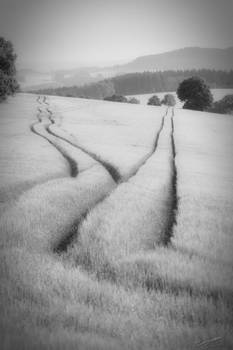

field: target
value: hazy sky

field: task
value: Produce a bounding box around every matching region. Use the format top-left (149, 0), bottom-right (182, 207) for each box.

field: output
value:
top-left (0, 0), bottom-right (233, 70)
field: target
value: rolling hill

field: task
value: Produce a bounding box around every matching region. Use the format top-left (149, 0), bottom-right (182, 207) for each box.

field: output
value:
top-left (20, 47), bottom-right (233, 91)
top-left (116, 46), bottom-right (233, 73)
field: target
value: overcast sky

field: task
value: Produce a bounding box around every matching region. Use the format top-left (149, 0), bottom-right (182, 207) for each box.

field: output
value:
top-left (0, 0), bottom-right (233, 70)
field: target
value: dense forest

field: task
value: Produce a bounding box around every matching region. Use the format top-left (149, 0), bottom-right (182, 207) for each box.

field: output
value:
top-left (36, 70), bottom-right (233, 99)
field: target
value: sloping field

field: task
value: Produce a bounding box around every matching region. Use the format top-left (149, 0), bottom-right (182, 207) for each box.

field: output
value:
top-left (0, 94), bottom-right (233, 349)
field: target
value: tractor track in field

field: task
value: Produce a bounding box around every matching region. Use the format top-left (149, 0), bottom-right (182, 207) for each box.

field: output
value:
top-left (30, 95), bottom-right (122, 253)
top-left (31, 98), bottom-right (78, 177)
top-left (1, 94), bottom-right (183, 329)
top-left (127, 108), bottom-right (167, 180)
top-left (47, 124), bottom-right (122, 183)
top-left (31, 96), bottom-right (178, 255)
top-left (161, 107), bottom-right (178, 246)
top-left (169, 108), bottom-right (178, 241)
top-left (0, 95), bottom-right (117, 254)
top-left (47, 105), bottom-right (168, 183)
top-left (2, 96), bottom-right (232, 350)
top-left (38, 95), bottom-right (122, 182)
top-left (64, 107), bottom-right (179, 274)
top-left (61, 107), bottom-right (184, 300)
top-left (43, 100), bottom-right (169, 253)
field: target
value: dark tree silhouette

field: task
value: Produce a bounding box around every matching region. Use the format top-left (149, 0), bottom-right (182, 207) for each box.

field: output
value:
top-left (177, 76), bottom-right (213, 111)
top-left (147, 95), bottom-right (161, 106)
top-left (0, 37), bottom-right (19, 101)
top-left (161, 93), bottom-right (176, 106)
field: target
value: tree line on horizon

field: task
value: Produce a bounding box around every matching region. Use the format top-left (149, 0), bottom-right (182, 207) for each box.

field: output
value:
top-left (35, 69), bottom-right (233, 99)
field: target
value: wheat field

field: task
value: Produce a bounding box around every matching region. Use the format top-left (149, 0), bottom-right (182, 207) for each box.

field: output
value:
top-left (0, 94), bottom-right (233, 350)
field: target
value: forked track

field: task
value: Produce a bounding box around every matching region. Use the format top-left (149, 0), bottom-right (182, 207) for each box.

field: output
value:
top-left (1, 95), bottom-right (115, 252)
top-left (30, 96), bottom-right (177, 256)
top-left (47, 104), bottom-right (168, 182)
top-left (40, 97), bottom-right (169, 252)
top-left (31, 97), bottom-right (78, 177)
top-left (64, 108), bottom-right (178, 275)
top-left (48, 125), bottom-right (122, 182)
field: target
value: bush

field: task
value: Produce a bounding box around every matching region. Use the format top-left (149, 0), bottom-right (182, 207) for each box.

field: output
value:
top-left (147, 95), bottom-right (161, 106)
top-left (177, 76), bottom-right (213, 111)
top-left (161, 94), bottom-right (176, 106)
top-left (104, 94), bottom-right (128, 103)
top-left (210, 94), bottom-right (233, 115)
top-left (128, 97), bottom-right (140, 104)
top-left (0, 37), bottom-right (19, 101)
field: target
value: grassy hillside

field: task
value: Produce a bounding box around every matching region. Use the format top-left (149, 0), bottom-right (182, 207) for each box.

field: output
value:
top-left (0, 94), bottom-right (233, 349)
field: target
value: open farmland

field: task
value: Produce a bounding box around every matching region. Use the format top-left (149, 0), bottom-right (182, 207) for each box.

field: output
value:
top-left (0, 94), bottom-right (233, 350)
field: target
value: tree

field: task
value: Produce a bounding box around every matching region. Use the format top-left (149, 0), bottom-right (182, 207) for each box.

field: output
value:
top-left (104, 94), bottom-right (128, 103)
top-left (177, 76), bottom-right (213, 111)
top-left (161, 93), bottom-right (176, 106)
top-left (128, 97), bottom-right (140, 104)
top-left (147, 95), bottom-right (161, 106)
top-left (210, 94), bottom-right (233, 115)
top-left (0, 37), bottom-right (19, 101)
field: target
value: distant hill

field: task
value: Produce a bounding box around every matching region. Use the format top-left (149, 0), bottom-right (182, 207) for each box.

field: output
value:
top-left (113, 47), bottom-right (233, 73)
top-left (22, 47), bottom-right (233, 91)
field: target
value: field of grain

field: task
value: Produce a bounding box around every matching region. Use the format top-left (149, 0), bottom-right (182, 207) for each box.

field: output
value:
top-left (0, 93), bottom-right (233, 350)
